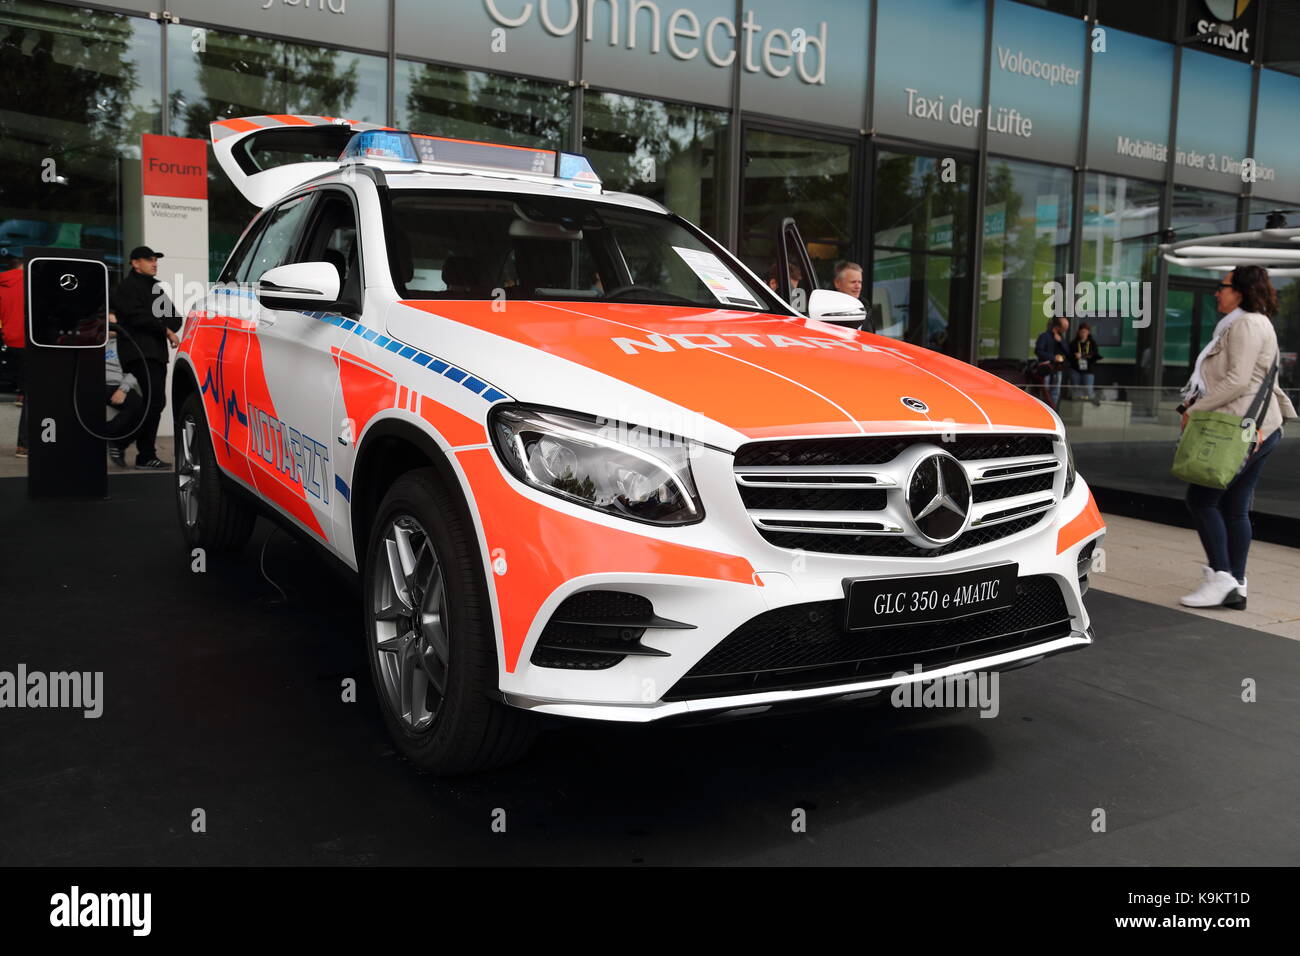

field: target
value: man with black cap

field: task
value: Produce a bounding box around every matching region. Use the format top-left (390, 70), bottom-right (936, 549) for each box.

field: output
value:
top-left (110, 245), bottom-right (180, 468)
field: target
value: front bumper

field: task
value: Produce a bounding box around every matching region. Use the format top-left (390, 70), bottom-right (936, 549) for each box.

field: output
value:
top-left (486, 435), bottom-right (1105, 721)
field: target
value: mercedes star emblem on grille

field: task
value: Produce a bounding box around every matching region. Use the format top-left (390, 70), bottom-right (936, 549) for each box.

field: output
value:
top-left (907, 453), bottom-right (971, 543)
top-left (901, 396), bottom-right (928, 413)
top-left (59, 273), bottom-right (78, 291)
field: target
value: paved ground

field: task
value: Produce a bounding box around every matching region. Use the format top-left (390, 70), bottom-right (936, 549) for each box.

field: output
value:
top-left (1, 474), bottom-right (1297, 866)
top-left (1092, 514), bottom-right (1300, 640)
top-left (0, 396), bottom-right (172, 479)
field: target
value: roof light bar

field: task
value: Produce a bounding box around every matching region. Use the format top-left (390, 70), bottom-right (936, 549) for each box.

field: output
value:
top-left (339, 128), bottom-right (602, 192)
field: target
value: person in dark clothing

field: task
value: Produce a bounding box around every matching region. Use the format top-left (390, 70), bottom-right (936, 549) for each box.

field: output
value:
top-left (1068, 322), bottom-right (1102, 405)
top-left (1032, 316), bottom-right (1069, 408)
top-left (110, 245), bottom-right (180, 468)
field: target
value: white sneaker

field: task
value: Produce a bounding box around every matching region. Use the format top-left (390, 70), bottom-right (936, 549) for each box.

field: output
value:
top-left (1180, 570), bottom-right (1247, 609)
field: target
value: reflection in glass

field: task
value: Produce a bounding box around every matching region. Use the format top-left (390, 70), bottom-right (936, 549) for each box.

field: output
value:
top-left (397, 60), bottom-right (570, 151)
top-left (168, 26), bottom-right (387, 278)
top-left (583, 92), bottom-right (728, 240)
top-left (1078, 172), bottom-right (1161, 386)
top-left (1167, 186), bottom-right (1239, 280)
top-left (0, 0), bottom-right (161, 274)
top-left (740, 129), bottom-right (852, 296)
top-left (1247, 200), bottom-right (1300, 391)
top-left (978, 157), bottom-right (1073, 368)
top-left (873, 150), bottom-right (972, 356)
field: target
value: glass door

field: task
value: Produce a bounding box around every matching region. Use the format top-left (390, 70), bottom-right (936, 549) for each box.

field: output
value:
top-left (737, 125), bottom-right (857, 293)
top-left (871, 147), bottom-right (975, 358)
top-left (1162, 282), bottom-right (1218, 388)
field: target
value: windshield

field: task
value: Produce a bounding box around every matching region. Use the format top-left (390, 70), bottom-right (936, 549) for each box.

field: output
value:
top-left (386, 190), bottom-right (783, 312)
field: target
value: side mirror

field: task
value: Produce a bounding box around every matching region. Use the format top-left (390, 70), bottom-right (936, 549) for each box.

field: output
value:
top-left (808, 288), bottom-right (868, 328)
top-left (258, 261), bottom-right (341, 311)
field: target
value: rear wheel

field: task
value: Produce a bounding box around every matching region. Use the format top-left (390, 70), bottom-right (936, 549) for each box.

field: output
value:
top-left (175, 392), bottom-right (255, 552)
top-left (363, 469), bottom-right (535, 774)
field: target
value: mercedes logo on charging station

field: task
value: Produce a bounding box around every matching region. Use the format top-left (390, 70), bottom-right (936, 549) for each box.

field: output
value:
top-left (59, 273), bottom-right (79, 291)
top-left (907, 453), bottom-right (971, 544)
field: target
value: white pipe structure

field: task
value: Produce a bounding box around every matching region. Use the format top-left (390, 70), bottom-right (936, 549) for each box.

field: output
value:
top-left (1159, 226), bottom-right (1300, 252)
top-left (1158, 224), bottom-right (1300, 276)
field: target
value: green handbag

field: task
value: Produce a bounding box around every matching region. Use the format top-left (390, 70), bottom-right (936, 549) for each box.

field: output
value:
top-left (1172, 361), bottom-right (1278, 489)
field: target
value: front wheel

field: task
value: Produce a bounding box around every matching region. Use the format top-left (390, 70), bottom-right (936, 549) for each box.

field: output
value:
top-left (175, 392), bottom-right (255, 552)
top-left (363, 469), bottom-right (535, 774)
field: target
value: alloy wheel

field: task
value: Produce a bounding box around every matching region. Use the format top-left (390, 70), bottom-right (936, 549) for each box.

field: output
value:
top-left (371, 514), bottom-right (450, 733)
top-left (177, 416), bottom-right (200, 529)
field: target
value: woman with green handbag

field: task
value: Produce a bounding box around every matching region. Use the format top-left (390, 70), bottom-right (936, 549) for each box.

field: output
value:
top-left (1175, 265), bottom-right (1296, 609)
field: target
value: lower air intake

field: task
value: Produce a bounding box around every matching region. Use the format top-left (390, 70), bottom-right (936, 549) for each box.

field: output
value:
top-left (664, 575), bottom-right (1071, 700)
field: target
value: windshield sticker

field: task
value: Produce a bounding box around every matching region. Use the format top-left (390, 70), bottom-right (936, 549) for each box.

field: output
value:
top-left (672, 246), bottom-right (759, 308)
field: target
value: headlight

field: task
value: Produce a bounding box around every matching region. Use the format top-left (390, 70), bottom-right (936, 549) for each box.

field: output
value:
top-left (489, 405), bottom-right (704, 526)
top-left (1063, 438), bottom-right (1077, 497)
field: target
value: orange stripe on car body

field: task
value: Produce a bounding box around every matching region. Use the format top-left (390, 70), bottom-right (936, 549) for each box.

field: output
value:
top-left (214, 118), bottom-right (261, 133)
top-left (456, 448), bottom-right (757, 672)
top-left (1057, 491), bottom-right (1104, 553)
top-left (419, 396), bottom-right (487, 447)
top-left (333, 347), bottom-right (396, 441)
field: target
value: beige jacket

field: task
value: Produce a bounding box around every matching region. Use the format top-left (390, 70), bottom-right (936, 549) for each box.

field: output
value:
top-left (1191, 310), bottom-right (1297, 440)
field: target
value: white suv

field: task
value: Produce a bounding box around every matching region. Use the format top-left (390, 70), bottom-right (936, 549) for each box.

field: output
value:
top-left (173, 115), bottom-right (1105, 773)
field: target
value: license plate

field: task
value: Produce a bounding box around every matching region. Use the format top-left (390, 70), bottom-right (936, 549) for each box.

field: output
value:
top-left (843, 563), bottom-right (1018, 631)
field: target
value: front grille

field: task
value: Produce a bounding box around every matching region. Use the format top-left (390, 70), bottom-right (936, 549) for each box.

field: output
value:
top-left (734, 434), bottom-right (1054, 468)
top-left (972, 471), bottom-right (1054, 503)
top-left (760, 512), bottom-right (1047, 558)
top-left (738, 486), bottom-right (888, 512)
top-left (664, 575), bottom-right (1071, 700)
top-left (734, 433), bottom-right (1059, 557)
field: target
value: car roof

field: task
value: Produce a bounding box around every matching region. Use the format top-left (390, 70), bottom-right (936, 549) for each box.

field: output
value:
top-left (316, 165), bottom-right (669, 215)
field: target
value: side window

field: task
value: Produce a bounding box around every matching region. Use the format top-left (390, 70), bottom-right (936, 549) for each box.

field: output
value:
top-left (219, 215), bottom-right (269, 284)
top-left (297, 191), bottom-right (360, 293)
top-left (242, 194), bottom-right (315, 285)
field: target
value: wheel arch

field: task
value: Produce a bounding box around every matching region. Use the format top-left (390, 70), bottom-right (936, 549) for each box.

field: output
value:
top-left (349, 416), bottom-right (480, 571)
top-left (171, 356), bottom-right (202, 424)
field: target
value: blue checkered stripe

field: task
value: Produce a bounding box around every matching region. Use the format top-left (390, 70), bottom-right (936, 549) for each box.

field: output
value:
top-left (304, 312), bottom-right (509, 403)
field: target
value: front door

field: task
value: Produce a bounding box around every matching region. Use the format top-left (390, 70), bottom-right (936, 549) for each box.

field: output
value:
top-left (240, 192), bottom-right (340, 546)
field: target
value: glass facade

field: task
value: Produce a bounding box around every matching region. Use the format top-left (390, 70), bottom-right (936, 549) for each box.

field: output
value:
top-left (582, 93), bottom-right (729, 240)
top-left (166, 24), bottom-right (386, 278)
top-left (873, 149), bottom-right (973, 356)
top-left (738, 129), bottom-right (854, 292)
top-left (978, 158), bottom-right (1074, 373)
top-left (0, 0), bottom-right (160, 273)
top-left (2, 0), bottom-right (1298, 390)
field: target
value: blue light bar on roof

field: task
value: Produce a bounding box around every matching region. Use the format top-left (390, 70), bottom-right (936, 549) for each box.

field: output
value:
top-left (338, 129), bottom-right (602, 192)
top-left (340, 130), bottom-right (419, 163)
top-left (558, 152), bottom-right (602, 191)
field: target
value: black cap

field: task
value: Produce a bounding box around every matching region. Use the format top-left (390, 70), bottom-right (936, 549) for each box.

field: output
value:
top-left (129, 245), bottom-right (164, 260)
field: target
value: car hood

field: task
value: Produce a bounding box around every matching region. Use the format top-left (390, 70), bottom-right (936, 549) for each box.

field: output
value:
top-left (390, 300), bottom-right (1058, 445)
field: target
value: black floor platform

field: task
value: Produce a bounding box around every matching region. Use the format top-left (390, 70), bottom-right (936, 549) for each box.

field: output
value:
top-left (2, 475), bottom-right (1298, 865)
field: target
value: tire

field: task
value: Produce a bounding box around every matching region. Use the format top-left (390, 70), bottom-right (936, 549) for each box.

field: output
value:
top-left (175, 392), bottom-right (255, 553)
top-left (363, 468), bottom-right (536, 774)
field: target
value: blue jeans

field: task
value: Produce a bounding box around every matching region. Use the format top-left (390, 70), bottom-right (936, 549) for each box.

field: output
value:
top-left (1185, 428), bottom-right (1281, 581)
top-left (1069, 369), bottom-right (1095, 397)
top-left (1046, 369), bottom-right (1063, 406)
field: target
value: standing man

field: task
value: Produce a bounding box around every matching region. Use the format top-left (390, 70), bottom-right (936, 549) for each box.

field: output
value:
top-left (832, 260), bottom-right (872, 332)
top-left (110, 245), bottom-right (179, 469)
